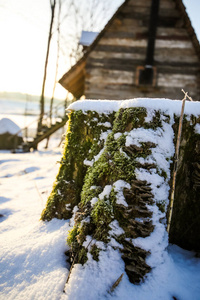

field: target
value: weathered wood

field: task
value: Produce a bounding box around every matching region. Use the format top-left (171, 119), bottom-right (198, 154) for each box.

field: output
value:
top-left (157, 27), bottom-right (191, 36)
top-left (103, 30), bottom-right (148, 39)
top-left (127, 0), bottom-right (176, 9)
top-left (85, 77), bottom-right (199, 97)
top-left (84, 85), bottom-right (187, 101)
top-left (156, 35), bottom-right (189, 41)
top-left (89, 51), bottom-right (145, 61)
top-left (98, 37), bottom-right (193, 49)
top-left (68, 79), bottom-right (84, 92)
top-left (157, 16), bottom-right (182, 28)
top-left (106, 28), bottom-right (189, 41)
top-left (159, 0), bottom-right (176, 9)
top-left (122, 6), bottom-right (150, 15)
top-left (110, 18), bottom-right (142, 30)
top-left (99, 38), bottom-right (147, 47)
top-left (93, 44), bottom-right (198, 64)
top-left (118, 11), bottom-right (150, 21)
top-left (154, 47), bottom-right (199, 63)
top-left (86, 65), bottom-right (199, 81)
top-left (127, 0), bottom-right (152, 7)
top-left (86, 63), bottom-right (135, 73)
top-left (107, 25), bottom-right (148, 34)
top-left (87, 57), bottom-right (199, 71)
top-left (158, 65), bottom-right (199, 75)
top-left (63, 74), bottom-right (85, 99)
top-left (85, 78), bottom-right (196, 94)
top-left (124, 3), bottom-right (179, 17)
top-left (158, 73), bottom-right (197, 88)
top-left (158, 8), bottom-right (180, 18)
top-left (94, 45), bottom-right (146, 54)
top-left (86, 59), bottom-right (143, 72)
top-left (85, 69), bottom-right (134, 85)
top-left (155, 39), bottom-right (193, 49)
top-left (65, 73), bottom-right (84, 91)
top-left (61, 60), bottom-right (85, 84)
top-left (66, 70), bottom-right (84, 87)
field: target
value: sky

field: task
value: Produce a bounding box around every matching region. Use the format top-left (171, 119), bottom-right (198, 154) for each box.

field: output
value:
top-left (0, 0), bottom-right (199, 100)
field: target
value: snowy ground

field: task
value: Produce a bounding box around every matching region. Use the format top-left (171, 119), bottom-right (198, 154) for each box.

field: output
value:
top-left (0, 99), bottom-right (200, 300)
top-left (0, 140), bottom-right (70, 300)
top-left (1, 142), bottom-right (200, 300)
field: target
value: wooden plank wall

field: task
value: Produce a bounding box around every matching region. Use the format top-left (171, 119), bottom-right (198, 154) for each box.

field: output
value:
top-left (85, 0), bottom-right (200, 100)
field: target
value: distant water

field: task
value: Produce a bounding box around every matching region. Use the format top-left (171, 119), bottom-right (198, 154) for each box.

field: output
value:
top-left (0, 98), bottom-right (66, 138)
top-left (0, 97), bottom-right (41, 115)
top-left (0, 98), bottom-right (39, 134)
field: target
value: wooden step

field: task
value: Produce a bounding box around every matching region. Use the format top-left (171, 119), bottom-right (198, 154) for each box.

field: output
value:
top-left (20, 116), bottom-right (68, 152)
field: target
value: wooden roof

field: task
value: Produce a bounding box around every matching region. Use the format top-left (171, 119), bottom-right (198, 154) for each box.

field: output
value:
top-left (59, 0), bottom-right (200, 98)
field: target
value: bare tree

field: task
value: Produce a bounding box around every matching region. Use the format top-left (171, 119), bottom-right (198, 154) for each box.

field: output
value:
top-left (45, 0), bottom-right (63, 148)
top-left (49, 0), bottom-right (62, 126)
top-left (58, 0), bottom-right (121, 69)
top-left (37, 0), bottom-right (122, 145)
top-left (37, 0), bottom-right (56, 134)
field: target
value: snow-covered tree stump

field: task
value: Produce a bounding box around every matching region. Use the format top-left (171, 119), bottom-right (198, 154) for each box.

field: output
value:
top-left (41, 99), bottom-right (200, 288)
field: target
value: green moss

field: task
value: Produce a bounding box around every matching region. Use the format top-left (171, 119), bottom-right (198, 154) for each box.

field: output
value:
top-left (156, 201), bottom-right (166, 213)
top-left (41, 110), bottom-right (115, 221)
top-left (79, 107), bottom-right (159, 249)
top-left (144, 110), bottom-right (163, 130)
top-left (113, 107), bottom-right (147, 133)
top-left (160, 169), bottom-right (168, 180)
top-left (67, 225), bottom-right (80, 247)
top-left (78, 247), bottom-right (88, 264)
top-left (91, 198), bottom-right (114, 226)
top-left (90, 244), bottom-right (100, 261)
top-left (81, 108), bottom-right (160, 206)
top-left (67, 225), bottom-right (88, 264)
top-left (42, 106), bottom-right (160, 221)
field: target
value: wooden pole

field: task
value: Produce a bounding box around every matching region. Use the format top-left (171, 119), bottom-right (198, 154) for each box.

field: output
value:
top-left (167, 90), bottom-right (193, 233)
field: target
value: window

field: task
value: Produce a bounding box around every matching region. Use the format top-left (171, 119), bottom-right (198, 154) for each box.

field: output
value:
top-left (135, 66), bottom-right (157, 87)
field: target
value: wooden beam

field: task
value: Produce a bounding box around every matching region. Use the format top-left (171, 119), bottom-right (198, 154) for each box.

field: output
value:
top-left (86, 69), bottom-right (134, 85)
top-left (99, 38), bottom-right (147, 47)
top-left (158, 73), bottom-right (197, 88)
top-left (89, 51), bottom-right (145, 61)
top-left (95, 45), bottom-right (147, 54)
top-left (155, 39), bottom-right (193, 49)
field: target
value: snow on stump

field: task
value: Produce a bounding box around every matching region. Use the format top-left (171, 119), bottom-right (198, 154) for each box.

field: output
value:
top-left (41, 99), bottom-right (200, 291)
top-left (0, 118), bottom-right (23, 150)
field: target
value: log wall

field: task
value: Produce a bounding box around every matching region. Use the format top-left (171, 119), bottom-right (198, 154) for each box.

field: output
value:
top-left (85, 0), bottom-right (200, 100)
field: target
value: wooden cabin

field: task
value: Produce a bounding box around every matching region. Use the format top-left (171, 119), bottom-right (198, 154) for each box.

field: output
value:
top-left (59, 0), bottom-right (200, 101)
